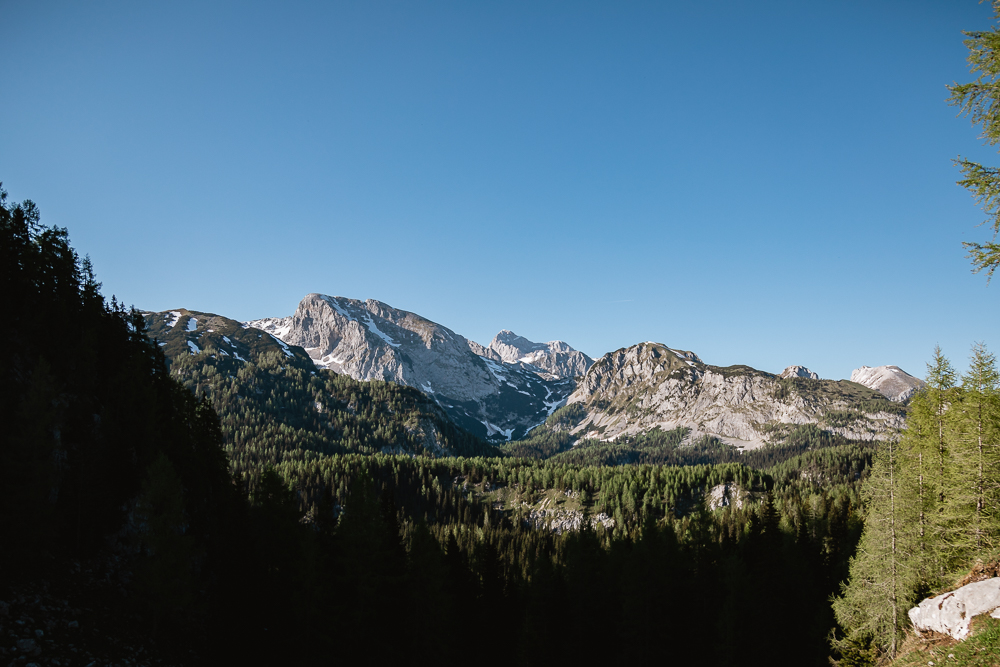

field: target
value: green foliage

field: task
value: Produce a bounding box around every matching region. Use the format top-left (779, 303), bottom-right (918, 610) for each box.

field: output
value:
top-left (948, 1), bottom-right (1000, 279)
top-left (163, 343), bottom-right (498, 474)
top-left (832, 437), bottom-right (918, 660)
top-left (894, 616), bottom-right (1000, 667)
top-left (545, 402), bottom-right (587, 429)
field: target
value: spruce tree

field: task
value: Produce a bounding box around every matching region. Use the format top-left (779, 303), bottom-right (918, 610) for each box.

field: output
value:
top-left (958, 342), bottom-right (1000, 553)
top-left (949, 0), bottom-right (1000, 279)
top-left (901, 346), bottom-right (960, 580)
top-left (833, 436), bottom-right (916, 659)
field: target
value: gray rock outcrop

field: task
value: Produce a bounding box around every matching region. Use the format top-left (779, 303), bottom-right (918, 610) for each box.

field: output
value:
top-left (780, 365), bottom-right (819, 380)
top-left (908, 578), bottom-right (1000, 640)
top-left (850, 365), bottom-right (924, 402)
top-left (525, 508), bottom-right (615, 534)
top-left (706, 483), bottom-right (747, 510)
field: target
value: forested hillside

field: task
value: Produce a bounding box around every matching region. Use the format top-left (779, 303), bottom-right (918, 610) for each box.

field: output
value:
top-left (144, 307), bottom-right (497, 468)
top-left (832, 346), bottom-right (1000, 662)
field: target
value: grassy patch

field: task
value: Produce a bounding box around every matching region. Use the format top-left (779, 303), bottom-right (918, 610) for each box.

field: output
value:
top-left (893, 616), bottom-right (1000, 666)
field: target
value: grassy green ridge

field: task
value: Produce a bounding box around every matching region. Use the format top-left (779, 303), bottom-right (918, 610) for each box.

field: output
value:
top-left (145, 309), bottom-right (500, 470)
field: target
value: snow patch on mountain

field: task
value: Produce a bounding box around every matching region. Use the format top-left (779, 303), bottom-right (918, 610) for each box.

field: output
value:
top-left (361, 312), bottom-right (401, 348)
top-left (482, 357), bottom-right (508, 384)
top-left (244, 294), bottom-right (577, 441)
top-left (243, 316), bottom-right (292, 339)
top-left (322, 295), bottom-right (355, 322)
top-left (270, 334), bottom-right (295, 359)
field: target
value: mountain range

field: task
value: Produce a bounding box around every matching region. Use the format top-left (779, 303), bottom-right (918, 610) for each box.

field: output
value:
top-left (146, 292), bottom-right (924, 448)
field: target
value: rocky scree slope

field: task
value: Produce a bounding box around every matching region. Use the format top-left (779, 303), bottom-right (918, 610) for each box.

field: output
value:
top-left (246, 294), bottom-right (574, 441)
top-left (566, 342), bottom-right (907, 450)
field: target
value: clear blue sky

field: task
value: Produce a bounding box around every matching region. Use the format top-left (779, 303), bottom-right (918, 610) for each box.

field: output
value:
top-left (3, 0), bottom-right (998, 381)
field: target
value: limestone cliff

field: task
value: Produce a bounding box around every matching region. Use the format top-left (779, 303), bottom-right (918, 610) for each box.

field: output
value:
top-left (567, 342), bottom-right (906, 450)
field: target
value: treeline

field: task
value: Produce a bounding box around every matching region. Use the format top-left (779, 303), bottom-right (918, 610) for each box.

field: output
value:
top-left (271, 452), bottom-right (769, 530)
top-left (833, 345), bottom-right (1000, 663)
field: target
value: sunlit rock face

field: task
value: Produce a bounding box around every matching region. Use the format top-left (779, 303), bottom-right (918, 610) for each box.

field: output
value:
top-left (909, 578), bottom-right (1000, 640)
top-left (245, 294), bottom-right (575, 441)
top-left (850, 365), bottom-right (924, 402)
top-left (780, 365), bottom-right (818, 380)
top-left (566, 342), bottom-right (906, 450)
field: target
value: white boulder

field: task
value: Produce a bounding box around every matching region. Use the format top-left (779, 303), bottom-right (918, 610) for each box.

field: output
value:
top-left (908, 577), bottom-right (1000, 640)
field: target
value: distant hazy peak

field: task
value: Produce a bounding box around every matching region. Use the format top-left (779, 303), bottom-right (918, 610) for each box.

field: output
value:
top-left (850, 365), bottom-right (924, 402)
top-left (486, 329), bottom-right (593, 378)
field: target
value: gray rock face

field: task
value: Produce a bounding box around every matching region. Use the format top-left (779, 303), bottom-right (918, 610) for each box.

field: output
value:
top-left (850, 365), bottom-right (924, 402)
top-left (706, 483), bottom-right (747, 510)
top-left (466, 339), bottom-right (502, 363)
top-left (566, 342), bottom-right (906, 450)
top-left (246, 294), bottom-right (575, 441)
top-left (780, 365), bottom-right (819, 380)
top-left (525, 508), bottom-right (615, 534)
top-left (908, 578), bottom-right (1000, 640)
top-left (486, 330), bottom-right (593, 378)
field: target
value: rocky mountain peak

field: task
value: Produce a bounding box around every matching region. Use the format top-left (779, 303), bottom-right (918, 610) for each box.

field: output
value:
top-left (243, 294), bottom-right (576, 441)
top-left (850, 365), bottom-right (924, 402)
top-left (566, 341), bottom-right (905, 449)
top-left (780, 365), bottom-right (819, 380)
